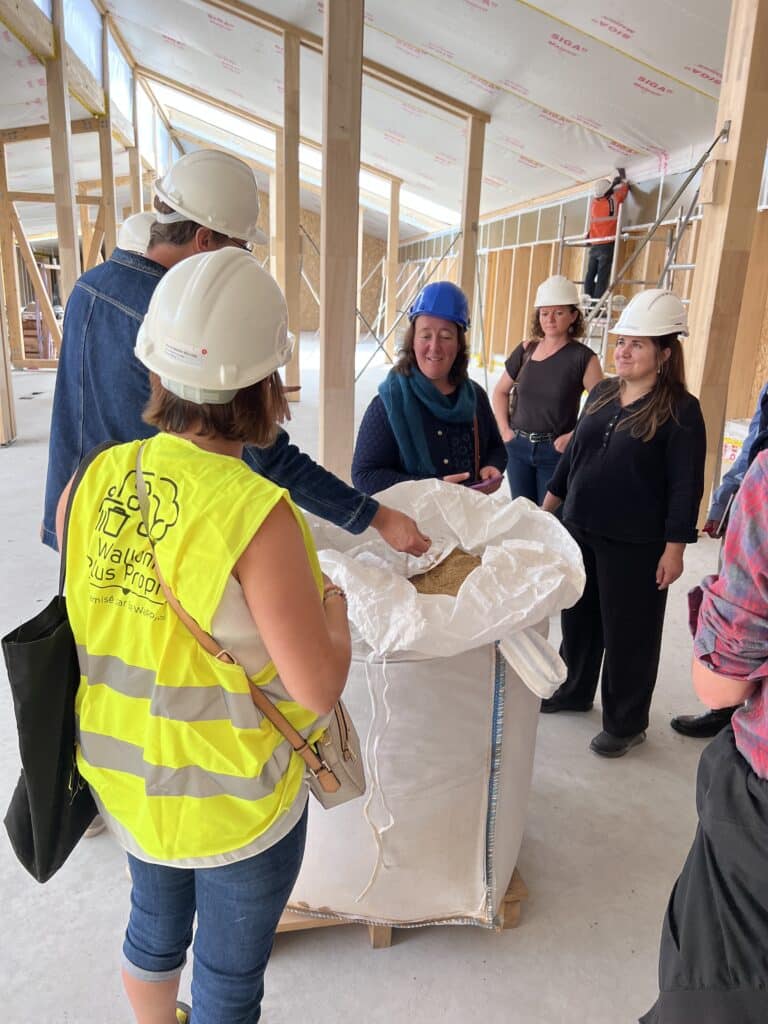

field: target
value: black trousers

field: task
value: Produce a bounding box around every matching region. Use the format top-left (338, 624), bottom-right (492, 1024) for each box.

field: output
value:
top-left (584, 242), bottom-right (614, 299)
top-left (556, 525), bottom-right (667, 736)
top-left (640, 729), bottom-right (768, 1023)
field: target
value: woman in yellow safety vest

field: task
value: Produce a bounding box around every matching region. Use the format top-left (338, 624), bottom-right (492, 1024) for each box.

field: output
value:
top-left (56, 248), bottom-right (351, 1024)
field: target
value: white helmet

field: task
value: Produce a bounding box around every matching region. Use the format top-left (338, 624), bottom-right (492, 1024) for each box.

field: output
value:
top-left (610, 289), bottom-right (688, 338)
top-left (117, 211), bottom-right (155, 254)
top-left (153, 150), bottom-right (267, 245)
top-left (535, 275), bottom-right (580, 308)
top-left (135, 248), bottom-right (292, 405)
top-left (593, 177), bottom-right (613, 198)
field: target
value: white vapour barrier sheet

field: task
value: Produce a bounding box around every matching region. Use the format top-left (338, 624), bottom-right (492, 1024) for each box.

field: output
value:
top-left (288, 482), bottom-right (584, 926)
top-left (105, 0), bottom-right (727, 218)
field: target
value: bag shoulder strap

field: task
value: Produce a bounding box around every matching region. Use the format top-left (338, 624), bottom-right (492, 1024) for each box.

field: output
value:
top-left (133, 442), bottom-right (336, 788)
top-left (59, 441), bottom-right (118, 596)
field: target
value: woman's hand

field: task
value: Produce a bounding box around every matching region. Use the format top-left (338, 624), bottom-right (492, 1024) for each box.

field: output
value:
top-left (443, 472), bottom-right (471, 485)
top-left (541, 491), bottom-right (562, 514)
top-left (501, 427), bottom-right (515, 443)
top-left (553, 432), bottom-right (572, 453)
top-left (656, 543), bottom-right (685, 590)
top-left (476, 466), bottom-right (503, 494)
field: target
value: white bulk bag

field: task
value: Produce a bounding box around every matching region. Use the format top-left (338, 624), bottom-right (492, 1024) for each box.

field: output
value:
top-left (288, 482), bottom-right (584, 927)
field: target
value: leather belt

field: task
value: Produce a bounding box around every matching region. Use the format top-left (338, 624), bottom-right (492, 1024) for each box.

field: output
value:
top-left (516, 429), bottom-right (555, 443)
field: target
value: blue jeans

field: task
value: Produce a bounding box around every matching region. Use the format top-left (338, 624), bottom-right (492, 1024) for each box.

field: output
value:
top-left (123, 806), bottom-right (308, 1024)
top-left (505, 434), bottom-right (561, 504)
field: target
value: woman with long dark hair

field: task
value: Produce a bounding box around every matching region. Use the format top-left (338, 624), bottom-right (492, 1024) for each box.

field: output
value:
top-left (352, 281), bottom-right (507, 496)
top-left (541, 290), bottom-right (706, 758)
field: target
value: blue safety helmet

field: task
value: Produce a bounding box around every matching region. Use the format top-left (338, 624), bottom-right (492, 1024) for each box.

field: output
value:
top-left (408, 281), bottom-right (471, 330)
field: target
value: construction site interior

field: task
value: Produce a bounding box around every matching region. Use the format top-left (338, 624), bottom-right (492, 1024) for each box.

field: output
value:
top-left (1, 1), bottom-right (767, 1023)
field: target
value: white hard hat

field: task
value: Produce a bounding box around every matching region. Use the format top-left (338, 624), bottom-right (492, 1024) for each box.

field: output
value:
top-left (153, 150), bottom-right (267, 245)
top-left (610, 289), bottom-right (688, 338)
top-left (593, 177), bottom-right (613, 198)
top-left (135, 248), bottom-right (292, 405)
top-left (534, 275), bottom-right (581, 308)
top-left (117, 211), bottom-right (155, 254)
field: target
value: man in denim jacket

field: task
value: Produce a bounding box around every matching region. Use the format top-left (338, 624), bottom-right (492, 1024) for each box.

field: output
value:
top-left (42, 150), bottom-right (429, 557)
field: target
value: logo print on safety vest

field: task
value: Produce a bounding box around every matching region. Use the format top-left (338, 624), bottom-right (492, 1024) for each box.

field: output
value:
top-left (96, 470), bottom-right (179, 542)
top-left (88, 471), bottom-right (180, 606)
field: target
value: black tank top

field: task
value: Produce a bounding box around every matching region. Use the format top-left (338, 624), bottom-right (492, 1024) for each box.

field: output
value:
top-left (505, 341), bottom-right (594, 435)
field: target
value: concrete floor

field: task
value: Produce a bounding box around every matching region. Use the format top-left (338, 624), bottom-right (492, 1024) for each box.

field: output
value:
top-left (0, 340), bottom-right (718, 1023)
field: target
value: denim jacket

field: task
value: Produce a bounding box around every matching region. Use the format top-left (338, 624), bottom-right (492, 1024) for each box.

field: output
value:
top-left (42, 248), bottom-right (378, 550)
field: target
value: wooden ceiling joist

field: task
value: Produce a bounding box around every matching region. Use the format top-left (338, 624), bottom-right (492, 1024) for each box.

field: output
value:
top-left (201, 0), bottom-right (490, 123)
top-left (0, 118), bottom-right (101, 145)
top-left (7, 192), bottom-right (103, 205)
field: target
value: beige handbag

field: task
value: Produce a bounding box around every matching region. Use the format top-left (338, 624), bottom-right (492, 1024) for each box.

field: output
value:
top-left (135, 445), bottom-right (365, 810)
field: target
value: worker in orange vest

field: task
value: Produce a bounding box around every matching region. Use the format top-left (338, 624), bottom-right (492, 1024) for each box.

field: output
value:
top-left (584, 169), bottom-right (630, 302)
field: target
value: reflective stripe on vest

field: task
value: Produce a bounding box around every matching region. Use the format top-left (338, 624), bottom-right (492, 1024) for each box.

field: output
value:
top-left (66, 434), bottom-right (325, 863)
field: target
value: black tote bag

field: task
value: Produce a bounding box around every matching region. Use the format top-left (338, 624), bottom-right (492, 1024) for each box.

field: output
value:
top-left (2, 443), bottom-right (113, 882)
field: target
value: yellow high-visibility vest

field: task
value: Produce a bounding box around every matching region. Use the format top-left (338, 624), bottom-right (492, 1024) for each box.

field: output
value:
top-left (66, 434), bottom-right (325, 866)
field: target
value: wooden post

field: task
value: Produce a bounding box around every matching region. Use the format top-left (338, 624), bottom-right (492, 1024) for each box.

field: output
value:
top-left (129, 74), bottom-right (144, 213)
top-left (458, 115), bottom-right (485, 314)
top-left (86, 204), bottom-right (107, 270)
top-left (46, 0), bottom-right (81, 303)
top-left (279, 30), bottom-right (301, 401)
top-left (268, 170), bottom-right (280, 282)
top-left (686, 0), bottom-right (768, 515)
top-left (318, 0), bottom-right (364, 479)
top-left (356, 207), bottom-right (365, 343)
top-left (9, 207), bottom-right (62, 352)
top-left (98, 16), bottom-right (118, 256)
top-left (726, 211), bottom-right (768, 417)
top-left (385, 179), bottom-right (400, 354)
top-left (0, 256), bottom-right (15, 444)
top-left (0, 145), bottom-right (24, 363)
top-left (79, 197), bottom-right (94, 261)
top-left (0, 235), bottom-right (16, 444)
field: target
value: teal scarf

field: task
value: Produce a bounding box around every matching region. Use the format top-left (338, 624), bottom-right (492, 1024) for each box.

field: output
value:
top-left (377, 369), bottom-right (476, 477)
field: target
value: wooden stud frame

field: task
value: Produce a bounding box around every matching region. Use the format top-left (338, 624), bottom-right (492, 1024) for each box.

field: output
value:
top-left (459, 116), bottom-right (486, 314)
top-left (279, 30), bottom-right (302, 400)
top-left (318, 0), bottom-right (364, 479)
top-left (9, 206), bottom-right (62, 355)
top-left (0, 145), bottom-right (25, 364)
top-left (98, 14), bottom-right (118, 256)
top-left (686, 0), bottom-right (768, 516)
top-left (0, 250), bottom-right (16, 445)
top-left (385, 180), bottom-right (400, 355)
top-left (46, 0), bottom-right (81, 303)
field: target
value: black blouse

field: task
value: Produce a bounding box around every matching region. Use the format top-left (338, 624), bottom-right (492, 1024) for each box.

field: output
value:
top-left (548, 383), bottom-right (706, 544)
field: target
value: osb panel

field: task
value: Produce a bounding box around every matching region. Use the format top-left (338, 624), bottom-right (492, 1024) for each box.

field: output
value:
top-left (526, 244), bottom-right (552, 330)
top-left (508, 246), bottom-right (531, 352)
top-left (491, 249), bottom-right (513, 359)
top-left (483, 252), bottom-right (499, 355)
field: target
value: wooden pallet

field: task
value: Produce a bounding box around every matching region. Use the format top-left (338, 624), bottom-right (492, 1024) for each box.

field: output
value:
top-left (277, 868), bottom-right (528, 949)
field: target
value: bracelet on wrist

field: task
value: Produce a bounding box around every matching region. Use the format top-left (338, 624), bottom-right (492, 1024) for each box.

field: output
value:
top-left (322, 585), bottom-right (347, 606)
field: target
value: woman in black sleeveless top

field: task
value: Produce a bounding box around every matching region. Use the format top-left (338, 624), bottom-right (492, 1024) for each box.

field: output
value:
top-left (492, 275), bottom-right (602, 503)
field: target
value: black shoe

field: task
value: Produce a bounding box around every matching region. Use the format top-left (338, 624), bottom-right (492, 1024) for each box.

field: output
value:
top-left (670, 707), bottom-right (738, 738)
top-left (540, 696), bottom-right (593, 714)
top-left (589, 730), bottom-right (646, 758)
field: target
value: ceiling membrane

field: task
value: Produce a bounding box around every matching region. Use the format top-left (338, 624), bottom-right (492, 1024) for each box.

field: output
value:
top-left (3, 1), bottom-right (729, 240)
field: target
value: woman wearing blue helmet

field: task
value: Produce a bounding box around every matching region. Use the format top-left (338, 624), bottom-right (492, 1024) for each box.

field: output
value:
top-left (352, 281), bottom-right (506, 496)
